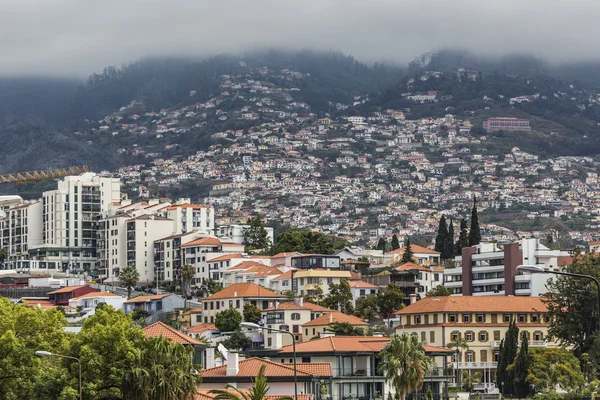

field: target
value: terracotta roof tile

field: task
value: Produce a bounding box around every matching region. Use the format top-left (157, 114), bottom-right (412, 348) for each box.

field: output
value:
top-left (394, 262), bottom-right (429, 272)
top-left (209, 254), bottom-right (243, 262)
top-left (48, 285), bottom-right (93, 294)
top-left (124, 293), bottom-right (170, 304)
top-left (279, 336), bottom-right (390, 354)
top-left (302, 311), bottom-right (367, 327)
top-left (183, 237), bottom-right (222, 247)
top-left (187, 323), bottom-right (218, 334)
top-left (183, 307), bottom-right (203, 315)
top-left (284, 362), bottom-right (333, 376)
top-left (302, 302), bottom-right (335, 312)
top-left (271, 252), bottom-right (303, 258)
top-left (196, 390), bottom-right (313, 400)
top-left (166, 204), bottom-right (210, 210)
top-left (272, 270), bottom-right (296, 280)
top-left (143, 322), bottom-right (203, 345)
top-left (349, 280), bottom-right (380, 289)
top-left (204, 282), bottom-right (286, 300)
top-left (388, 244), bottom-right (440, 255)
top-left (263, 301), bottom-right (308, 311)
top-left (72, 291), bottom-right (122, 300)
top-left (395, 296), bottom-right (547, 315)
top-left (200, 357), bottom-right (331, 377)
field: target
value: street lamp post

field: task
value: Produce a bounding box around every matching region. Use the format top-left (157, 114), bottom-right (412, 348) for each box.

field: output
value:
top-left (241, 322), bottom-right (298, 400)
top-left (36, 351), bottom-right (82, 400)
top-left (517, 264), bottom-right (600, 329)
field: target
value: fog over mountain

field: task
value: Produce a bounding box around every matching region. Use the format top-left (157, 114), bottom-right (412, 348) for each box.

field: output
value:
top-left (2, 0), bottom-right (600, 77)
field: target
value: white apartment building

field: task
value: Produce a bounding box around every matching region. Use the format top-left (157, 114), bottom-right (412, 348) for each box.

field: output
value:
top-left (216, 224), bottom-right (274, 245)
top-left (33, 173), bottom-right (120, 272)
top-left (0, 199), bottom-right (42, 269)
top-left (164, 202), bottom-right (215, 235)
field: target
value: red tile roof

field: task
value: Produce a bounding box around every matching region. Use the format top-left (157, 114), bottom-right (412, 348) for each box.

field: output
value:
top-left (302, 311), bottom-right (367, 327)
top-left (302, 302), bottom-right (335, 312)
top-left (389, 244), bottom-right (440, 255)
top-left (271, 252), bottom-right (303, 258)
top-left (209, 254), bottom-right (243, 262)
top-left (48, 285), bottom-right (93, 294)
top-left (143, 322), bottom-right (203, 345)
top-left (200, 357), bottom-right (331, 377)
top-left (72, 291), bottom-right (122, 300)
top-left (124, 293), bottom-right (170, 304)
top-left (349, 280), bottom-right (379, 289)
top-left (183, 307), bottom-right (203, 315)
top-left (394, 262), bottom-right (429, 272)
top-left (187, 323), bottom-right (218, 334)
top-left (166, 204), bottom-right (210, 210)
top-left (280, 336), bottom-right (390, 354)
top-left (204, 282), bottom-right (286, 300)
top-left (183, 237), bottom-right (222, 247)
top-left (395, 296), bottom-right (547, 315)
top-left (196, 390), bottom-right (313, 400)
top-left (263, 301), bottom-right (308, 311)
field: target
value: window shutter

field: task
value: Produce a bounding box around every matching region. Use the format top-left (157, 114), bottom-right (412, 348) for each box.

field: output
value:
top-left (491, 314), bottom-right (497, 323)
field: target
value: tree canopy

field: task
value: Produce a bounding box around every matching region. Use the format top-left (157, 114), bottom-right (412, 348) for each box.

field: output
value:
top-left (243, 303), bottom-right (262, 324)
top-left (271, 229), bottom-right (347, 255)
top-left (400, 238), bottom-right (415, 263)
top-left (468, 196), bottom-right (481, 246)
top-left (243, 216), bottom-right (271, 252)
top-left (426, 285), bottom-right (452, 297)
top-left (215, 308), bottom-right (243, 333)
top-left (322, 280), bottom-right (353, 313)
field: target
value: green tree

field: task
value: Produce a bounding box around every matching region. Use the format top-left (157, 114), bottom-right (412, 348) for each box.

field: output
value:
top-left (379, 283), bottom-right (404, 319)
top-left (303, 285), bottom-right (324, 305)
top-left (272, 229), bottom-right (347, 255)
top-left (180, 264), bottom-right (195, 311)
top-left (434, 215), bottom-right (448, 256)
top-left (354, 293), bottom-right (380, 321)
top-left (215, 308), bottom-right (243, 333)
top-left (455, 219), bottom-right (469, 255)
top-left (378, 333), bottom-right (433, 400)
top-left (119, 265), bottom-right (140, 299)
top-left (122, 336), bottom-right (200, 400)
top-left (243, 216), bottom-right (271, 252)
top-left (376, 237), bottom-right (387, 253)
top-left (210, 364), bottom-right (292, 400)
top-left (468, 196), bottom-right (481, 246)
top-left (461, 371), bottom-right (482, 393)
top-left (283, 290), bottom-right (295, 301)
top-left (446, 337), bottom-right (469, 388)
top-left (527, 348), bottom-right (585, 393)
top-left (512, 332), bottom-right (531, 398)
top-left (325, 321), bottom-right (365, 336)
top-left (426, 285), bottom-right (452, 297)
top-left (243, 303), bottom-right (262, 324)
top-left (323, 280), bottom-right (353, 313)
top-left (446, 220), bottom-right (455, 259)
top-left (221, 330), bottom-right (252, 351)
top-left (496, 319), bottom-right (519, 396)
top-left (391, 234), bottom-right (401, 251)
top-left (401, 238), bottom-right (415, 263)
top-left (541, 252), bottom-right (600, 358)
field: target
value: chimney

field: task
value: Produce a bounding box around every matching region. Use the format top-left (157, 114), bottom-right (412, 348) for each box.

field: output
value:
top-left (234, 291), bottom-right (237, 297)
top-left (226, 352), bottom-right (239, 376)
top-left (329, 312), bottom-right (333, 323)
top-left (275, 301), bottom-right (279, 309)
top-left (409, 293), bottom-right (417, 305)
top-left (295, 296), bottom-right (304, 307)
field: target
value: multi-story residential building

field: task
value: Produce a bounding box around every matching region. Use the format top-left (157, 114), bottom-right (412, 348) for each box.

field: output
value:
top-left (348, 280), bottom-right (380, 307)
top-left (123, 293), bottom-right (185, 314)
top-left (181, 240), bottom-right (246, 284)
top-left (483, 117), bottom-right (531, 132)
top-left (292, 269), bottom-right (352, 297)
top-left (201, 282), bottom-right (286, 324)
top-left (262, 299), bottom-right (333, 346)
top-left (301, 311), bottom-right (368, 341)
top-left (291, 254), bottom-right (340, 270)
top-left (67, 291), bottom-right (126, 317)
top-left (0, 200), bottom-right (42, 269)
top-left (164, 202), bottom-right (215, 235)
top-left (153, 231), bottom-right (204, 283)
top-left (395, 296), bottom-right (554, 391)
top-left (444, 238), bottom-right (570, 296)
top-left (216, 224), bottom-right (274, 246)
top-left (387, 244), bottom-right (441, 265)
top-left (35, 173), bottom-right (120, 273)
top-left (48, 285), bottom-right (99, 306)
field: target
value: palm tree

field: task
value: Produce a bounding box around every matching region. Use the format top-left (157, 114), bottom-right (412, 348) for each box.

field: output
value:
top-left (209, 364), bottom-right (293, 400)
top-left (378, 333), bottom-right (433, 400)
top-left (446, 337), bottom-right (469, 388)
top-left (180, 263), bottom-right (195, 311)
top-left (461, 371), bottom-right (482, 393)
top-left (118, 265), bottom-right (139, 299)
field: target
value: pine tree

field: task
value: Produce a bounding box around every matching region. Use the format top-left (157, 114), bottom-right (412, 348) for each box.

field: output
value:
top-left (455, 219), bottom-right (469, 255)
top-left (401, 238), bottom-right (415, 263)
top-left (513, 332), bottom-right (531, 398)
top-left (376, 238), bottom-right (387, 253)
top-left (434, 215), bottom-right (448, 256)
top-left (469, 196), bottom-right (481, 246)
top-left (496, 319), bottom-right (520, 396)
top-left (446, 220), bottom-right (455, 259)
top-left (391, 234), bottom-right (400, 251)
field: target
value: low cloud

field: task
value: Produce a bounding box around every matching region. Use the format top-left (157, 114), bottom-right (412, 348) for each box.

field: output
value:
top-left (1, 0), bottom-right (599, 77)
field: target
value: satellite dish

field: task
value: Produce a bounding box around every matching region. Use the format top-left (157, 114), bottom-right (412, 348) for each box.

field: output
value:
top-left (218, 343), bottom-right (229, 359)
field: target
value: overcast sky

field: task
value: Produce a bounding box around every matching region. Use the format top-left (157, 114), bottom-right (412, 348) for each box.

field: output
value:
top-left (1, 0), bottom-right (598, 78)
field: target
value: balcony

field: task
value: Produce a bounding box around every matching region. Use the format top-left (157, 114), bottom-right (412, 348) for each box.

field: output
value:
top-left (491, 340), bottom-right (546, 348)
top-left (454, 362), bottom-right (497, 369)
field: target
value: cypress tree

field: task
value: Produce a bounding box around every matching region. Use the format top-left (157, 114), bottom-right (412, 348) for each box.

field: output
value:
top-left (513, 332), bottom-right (531, 398)
top-left (376, 238), bottom-right (387, 253)
top-left (496, 319), bottom-right (520, 396)
top-left (401, 238), bottom-right (415, 263)
top-left (434, 215), bottom-right (448, 256)
top-left (455, 218), bottom-right (469, 255)
top-left (391, 234), bottom-right (400, 251)
top-left (446, 220), bottom-right (455, 259)
top-left (468, 196), bottom-right (481, 246)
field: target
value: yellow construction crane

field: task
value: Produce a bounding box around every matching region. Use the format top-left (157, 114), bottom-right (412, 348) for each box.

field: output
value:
top-left (0, 166), bottom-right (89, 185)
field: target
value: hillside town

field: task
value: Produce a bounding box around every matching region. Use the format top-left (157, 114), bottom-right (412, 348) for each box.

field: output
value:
top-left (71, 63), bottom-right (600, 248)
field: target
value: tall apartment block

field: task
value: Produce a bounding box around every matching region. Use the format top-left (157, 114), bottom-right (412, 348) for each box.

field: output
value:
top-left (0, 197), bottom-right (42, 269)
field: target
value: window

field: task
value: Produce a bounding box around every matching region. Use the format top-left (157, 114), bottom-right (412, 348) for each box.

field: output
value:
top-left (466, 351), bottom-right (474, 362)
top-left (477, 313), bottom-right (485, 323)
top-left (421, 332), bottom-right (426, 342)
top-left (504, 314), bottom-right (511, 323)
top-left (480, 350), bottom-right (488, 362)
top-left (415, 315), bottom-right (421, 324)
top-left (519, 314), bottom-right (526, 323)
top-left (449, 314), bottom-right (457, 322)
top-left (493, 351), bottom-right (500, 362)
top-left (430, 331), bottom-right (435, 343)
top-left (293, 325), bottom-right (299, 333)
top-left (291, 313), bottom-right (301, 320)
top-left (479, 331), bottom-right (488, 342)
top-left (534, 331), bottom-right (543, 341)
top-left (531, 314), bottom-right (539, 323)
top-left (451, 331), bottom-right (459, 341)
top-left (494, 331), bottom-right (501, 341)
top-left (491, 314), bottom-right (498, 323)
top-left (466, 331), bottom-right (474, 342)
top-left (463, 314), bottom-right (470, 323)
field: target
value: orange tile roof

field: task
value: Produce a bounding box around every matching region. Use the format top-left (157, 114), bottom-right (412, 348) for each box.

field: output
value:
top-left (48, 285), bottom-right (92, 294)
top-left (302, 302), bottom-right (335, 312)
top-left (187, 323), bottom-right (218, 334)
top-left (124, 293), bottom-right (170, 304)
top-left (183, 307), bottom-right (203, 315)
top-left (204, 282), bottom-right (286, 300)
top-left (395, 296), bottom-right (547, 315)
top-left (166, 204), bottom-right (210, 210)
top-left (263, 301), bottom-right (308, 311)
top-left (349, 280), bottom-right (379, 289)
top-left (302, 311), bottom-right (367, 327)
top-left (228, 261), bottom-right (269, 271)
top-left (209, 253), bottom-right (243, 262)
top-left (423, 345), bottom-right (454, 353)
top-left (283, 362), bottom-right (333, 376)
top-left (280, 336), bottom-right (390, 354)
top-left (200, 357), bottom-right (331, 377)
top-left (183, 237), bottom-right (222, 247)
top-left (271, 252), bottom-right (303, 258)
top-left (389, 244), bottom-right (440, 255)
top-left (196, 390), bottom-right (313, 400)
top-left (272, 270), bottom-right (296, 280)
top-left (395, 262), bottom-right (429, 272)
top-left (25, 299), bottom-right (57, 309)
top-left (143, 322), bottom-right (203, 345)
top-left (72, 291), bottom-right (122, 300)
